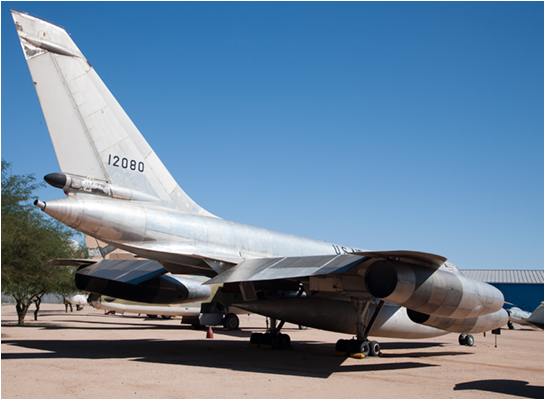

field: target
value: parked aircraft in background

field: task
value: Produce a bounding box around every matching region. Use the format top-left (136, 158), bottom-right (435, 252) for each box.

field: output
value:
top-left (506, 307), bottom-right (532, 329)
top-left (13, 11), bottom-right (508, 356)
top-left (65, 293), bottom-right (88, 311)
top-left (526, 302), bottom-right (544, 330)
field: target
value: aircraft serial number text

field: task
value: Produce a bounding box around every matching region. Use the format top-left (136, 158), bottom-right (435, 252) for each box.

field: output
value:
top-left (108, 154), bottom-right (145, 172)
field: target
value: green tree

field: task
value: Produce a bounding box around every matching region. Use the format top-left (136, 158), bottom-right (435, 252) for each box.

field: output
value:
top-left (2, 160), bottom-right (78, 325)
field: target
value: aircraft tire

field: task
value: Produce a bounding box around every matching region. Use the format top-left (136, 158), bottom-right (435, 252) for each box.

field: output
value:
top-left (279, 334), bottom-right (291, 349)
top-left (250, 332), bottom-right (261, 345)
top-left (336, 339), bottom-right (348, 352)
top-left (508, 321), bottom-right (515, 330)
top-left (356, 340), bottom-right (370, 356)
top-left (161, 315), bottom-right (171, 320)
top-left (369, 341), bottom-right (380, 356)
top-left (458, 334), bottom-right (467, 345)
top-left (465, 334), bottom-right (474, 346)
top-left (223, 313), bottom-right (239, 330)
top-left (147, 314), bottom-right (158, 319)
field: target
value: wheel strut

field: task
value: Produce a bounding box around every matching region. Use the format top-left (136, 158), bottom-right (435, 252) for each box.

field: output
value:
top-left (335, 299), bottom-right (385, 357)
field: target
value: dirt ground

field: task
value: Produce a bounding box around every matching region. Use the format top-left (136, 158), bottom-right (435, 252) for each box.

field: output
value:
top-left (1, 304), bottom-right (543, 399)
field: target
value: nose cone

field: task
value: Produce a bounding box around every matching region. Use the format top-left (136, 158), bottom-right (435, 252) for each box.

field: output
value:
top-left (44, 173), bottom-right (67, 189)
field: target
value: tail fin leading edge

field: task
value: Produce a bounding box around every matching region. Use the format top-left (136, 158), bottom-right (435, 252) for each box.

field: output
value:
top-left (12, 11), bottom-right (213, 217)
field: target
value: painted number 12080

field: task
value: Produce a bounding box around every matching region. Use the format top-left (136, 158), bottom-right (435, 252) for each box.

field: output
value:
top-left (108, 154), bottom-right (144, 172)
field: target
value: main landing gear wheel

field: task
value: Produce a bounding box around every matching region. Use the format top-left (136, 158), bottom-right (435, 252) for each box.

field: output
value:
top-left (335, 339), bottom-right (379, 357)
top-left (368, 340), bottom-right (381, 357)
top-left (250, 332), bottom-right (291, 349)
top-left (458, 333), bottom-right (474, 346)
top-left (223, 313), bottom-right (239, 330)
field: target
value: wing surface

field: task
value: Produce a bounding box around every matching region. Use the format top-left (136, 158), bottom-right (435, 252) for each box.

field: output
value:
top-left (204, 250), bottom-right (446, 285)
top-left (76, 259), bottom-right (167, 285)
top-left (205, 254), bottom-right (366, 285)
top-left (351, 250), bottom-right (447, 268)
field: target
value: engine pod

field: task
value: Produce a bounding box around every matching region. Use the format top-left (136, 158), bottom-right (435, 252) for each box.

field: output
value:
top-left (364, 259), bottom-right (504, 319)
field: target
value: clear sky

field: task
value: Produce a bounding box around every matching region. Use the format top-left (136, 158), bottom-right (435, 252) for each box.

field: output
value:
top-left (2, 2), bottom-right (543, 271)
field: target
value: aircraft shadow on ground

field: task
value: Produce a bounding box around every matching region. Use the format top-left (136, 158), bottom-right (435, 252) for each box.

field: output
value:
top-left (454, 379), bottom-right (544, 399)
top-left (1, 337), bottom-right (447, 378)
top-left (2, 319), bottom-right (258, 336)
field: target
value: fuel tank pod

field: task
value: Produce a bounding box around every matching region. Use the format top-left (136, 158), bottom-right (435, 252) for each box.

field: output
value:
top-left (365, 260), bottom-right (504, 319)
top-left (44, 173), bottom-right (159, 202)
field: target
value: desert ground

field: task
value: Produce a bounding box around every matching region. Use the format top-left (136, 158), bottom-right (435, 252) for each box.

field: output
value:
top-left (2, 304), bottom-right (543, 399)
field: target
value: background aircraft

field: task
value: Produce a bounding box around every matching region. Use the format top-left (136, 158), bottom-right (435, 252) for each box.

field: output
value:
top-left (12, 10), bottom-right (507, 355)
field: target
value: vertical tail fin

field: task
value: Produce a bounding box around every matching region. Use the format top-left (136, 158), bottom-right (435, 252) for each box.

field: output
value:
top-left (12, 10), bottom-right (213, 216)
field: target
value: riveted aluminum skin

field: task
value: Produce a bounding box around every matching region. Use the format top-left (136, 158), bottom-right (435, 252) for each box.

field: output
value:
top-left (39, 196), bottom-right (345, 260)
top-left (364, 259), bottom-right (505, 319)
top-left (407, 308), bottom-right (509, 334)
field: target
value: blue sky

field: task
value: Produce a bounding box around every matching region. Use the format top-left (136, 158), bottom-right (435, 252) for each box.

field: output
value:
top-left (2, 2), bottom-right (543, 271)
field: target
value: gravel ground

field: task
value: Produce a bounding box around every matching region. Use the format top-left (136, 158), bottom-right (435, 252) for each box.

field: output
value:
top-left (2, 304), bottom-right (543, 399)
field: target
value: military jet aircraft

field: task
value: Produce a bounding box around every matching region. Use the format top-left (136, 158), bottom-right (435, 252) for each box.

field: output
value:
top-left (12, 10), bottom-right (507, 356)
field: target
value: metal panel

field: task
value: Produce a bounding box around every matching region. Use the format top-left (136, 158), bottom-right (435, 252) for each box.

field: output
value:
top-left (76, 259), bottom-right (167, 285)
top-left (205, 254), bottom-right (366, 284)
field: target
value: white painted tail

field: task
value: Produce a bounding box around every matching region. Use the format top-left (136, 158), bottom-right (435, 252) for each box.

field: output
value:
top-left (12, 11), bottom-right (213, 216)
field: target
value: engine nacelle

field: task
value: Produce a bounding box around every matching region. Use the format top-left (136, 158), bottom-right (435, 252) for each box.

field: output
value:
top-left (76, 273), bottom-right (211, 305)
top-left (407, 308), bottom-right (508, 333)
top-left (365, 260), bottom-right (504, 319)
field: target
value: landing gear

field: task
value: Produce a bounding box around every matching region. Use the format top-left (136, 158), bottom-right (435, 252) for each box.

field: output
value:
top-left (335, 298), bottom-right (385, 357)
top-left (249, 317), bottom-right (291, 349)
top-left (508, 321), bottom-right (515, 330)
top-left (335, 338), bottom-right (380, 357)
top-left (250, 332), bottom-right (291, 349)
top-left (458, 333), bottom-right (474, 346)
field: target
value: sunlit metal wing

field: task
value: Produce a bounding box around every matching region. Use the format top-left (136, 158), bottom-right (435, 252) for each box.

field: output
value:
top-left (205, 254), bottom-right (366, 285)
top-left (76, 259), bottom-right (167, 285)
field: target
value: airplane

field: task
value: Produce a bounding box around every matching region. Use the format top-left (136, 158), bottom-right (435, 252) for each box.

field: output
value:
top-left (11, 10), bottom-right (508, 356)
top-left (526, 302), bottom-right (544, 330)
top-left (505, 306), bottom-right (532, 329)
top-left (65, 293), bottom-right (89, 311)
